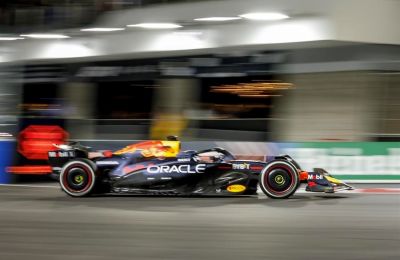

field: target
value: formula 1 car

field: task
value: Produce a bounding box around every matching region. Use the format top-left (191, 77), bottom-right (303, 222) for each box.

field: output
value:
top-left (48, 137), bottom-right (353, 199)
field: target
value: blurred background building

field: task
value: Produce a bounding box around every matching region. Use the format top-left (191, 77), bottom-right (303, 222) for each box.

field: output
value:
top-left (0, 0), bottom-right (399, 142)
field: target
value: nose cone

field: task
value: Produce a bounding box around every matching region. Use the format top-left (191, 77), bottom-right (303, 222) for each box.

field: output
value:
top-left (325, 175), bottom-right (354, 191)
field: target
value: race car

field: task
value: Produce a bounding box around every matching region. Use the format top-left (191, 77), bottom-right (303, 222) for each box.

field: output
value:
top-left (48, 137), bottom-right (353, 199)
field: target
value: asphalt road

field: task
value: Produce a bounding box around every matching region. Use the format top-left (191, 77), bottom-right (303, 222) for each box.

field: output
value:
top-left (0, 184), bottom-right (399, 260)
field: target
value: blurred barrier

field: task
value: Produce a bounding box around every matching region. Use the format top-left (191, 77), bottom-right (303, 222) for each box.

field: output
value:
top-left (0, 140), bottom-right (15, 184)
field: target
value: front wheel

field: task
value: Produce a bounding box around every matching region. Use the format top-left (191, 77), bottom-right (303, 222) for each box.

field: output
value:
top-left (59, 160), bottom-right (96, 197)
top-left (259, 160), bottom-right (300, 199)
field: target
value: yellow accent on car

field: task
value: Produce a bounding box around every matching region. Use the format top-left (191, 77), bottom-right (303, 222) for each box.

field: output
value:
top-left (75, 175), bottom-right (83, 183)
top-left (114, 140), bottom-right (181, 158)
top-left (227, 184), bottom-right (246, 193)
top-left (325, 175), bottom-right (344, 184)
top-left (160, 141), bottom-right (180, 157)
top-left (275, 175), bottom-right (285, 185)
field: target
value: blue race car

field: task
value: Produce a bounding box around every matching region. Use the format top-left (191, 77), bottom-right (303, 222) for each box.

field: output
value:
top-left (48, 137), bottom-right (353, 199)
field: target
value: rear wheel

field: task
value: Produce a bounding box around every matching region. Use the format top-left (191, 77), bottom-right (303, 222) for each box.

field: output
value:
top-left (259, 160), bottom-right (300, 199)
top-left (59, 160), bottom-right (96, 197)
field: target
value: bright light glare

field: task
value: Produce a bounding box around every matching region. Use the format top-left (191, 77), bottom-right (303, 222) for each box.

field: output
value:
top-left (80, 28), bottom-right (125, 32)
top-left (252, 20), bottom-right (326, 44)
top-left (20, 34), bottom-right (70, 39)
top-left (194, 17), bottom-right (241, 22)
top-left (127, 23), bottom-right (182, 29)
top-left (240, 12), bottom-right (289, 21)
top-left (42, 42), bottom-right (92, 58)
top-left (150, 32), bottom-right (207, 51)
top-left (0, 37), bottom-right (24, 41)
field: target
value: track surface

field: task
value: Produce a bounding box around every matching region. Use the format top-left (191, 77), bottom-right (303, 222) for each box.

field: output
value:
top-left (0, 184), bottom-right (399, 260)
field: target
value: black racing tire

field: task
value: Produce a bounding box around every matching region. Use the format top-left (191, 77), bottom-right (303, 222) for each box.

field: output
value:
top-left (59, 159), bottom-right (97, 197)
top-left (259, 160), bottom-right (300, 199)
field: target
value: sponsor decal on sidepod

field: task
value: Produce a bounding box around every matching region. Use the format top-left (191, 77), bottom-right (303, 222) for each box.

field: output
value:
top-left (227, 184), bottom-right (246, 192)
top-left (147, 164), bottom-right (206, 174)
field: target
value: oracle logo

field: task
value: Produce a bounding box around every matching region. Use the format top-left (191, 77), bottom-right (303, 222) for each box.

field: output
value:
top-left (147, 164), bottom-right (206, 174)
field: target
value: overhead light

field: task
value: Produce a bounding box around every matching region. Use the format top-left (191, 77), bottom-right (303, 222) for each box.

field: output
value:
top-left (0, 37), bottom-right (24, 41)
top-left (127, 23), bottom-right (182, 29)
top-left (240, 12), bottom-right (289, 21)
top-left (20, 34), bottom-right (70, 39)
top-left (194, 17), bottom-right (241, 22)
top-left (80, 28), bottom-right (125, 32)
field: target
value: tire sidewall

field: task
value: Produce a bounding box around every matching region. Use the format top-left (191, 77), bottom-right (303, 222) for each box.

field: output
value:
top-left (260, 160), bottom-right (299, 199)
top-left (60, 160), bottom-right (96, 197)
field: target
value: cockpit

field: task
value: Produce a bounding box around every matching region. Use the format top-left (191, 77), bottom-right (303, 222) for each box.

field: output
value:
top-left (192, 148), bottom-right (235, 163)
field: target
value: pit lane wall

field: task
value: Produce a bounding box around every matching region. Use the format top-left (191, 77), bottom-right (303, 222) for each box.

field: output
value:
top-left (1, 140), bottom-right (400, 183)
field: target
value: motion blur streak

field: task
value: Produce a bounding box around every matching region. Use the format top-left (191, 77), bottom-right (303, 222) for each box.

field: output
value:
top-left (0, 185), bottom-right (398, 260)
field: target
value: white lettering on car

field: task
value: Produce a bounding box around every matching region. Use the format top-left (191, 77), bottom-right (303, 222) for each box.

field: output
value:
top-left (147, 164), bottom-right (206, 174)
top-left (178, 158), bottom-right (191, 162)
top-left (48, 152), bottom-right (57, 157)
top-left (308, 174), bottom-right (324, 180)
top-left (48, 151), bottom-right (75, 158)
top-left (195, 164), bottom-right (206, 173)
top-left (232, 163), bottom-right (250, 170)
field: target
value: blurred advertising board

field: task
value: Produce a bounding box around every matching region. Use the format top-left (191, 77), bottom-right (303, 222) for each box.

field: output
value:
top-left (279, 142), bottom-right (400, 183)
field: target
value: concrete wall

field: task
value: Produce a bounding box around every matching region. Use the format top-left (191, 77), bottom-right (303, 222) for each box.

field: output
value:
top-left (271, 72), bottom-right (381, 141)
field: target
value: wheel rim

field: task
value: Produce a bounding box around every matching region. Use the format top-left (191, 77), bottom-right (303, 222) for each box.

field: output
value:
top-left (63, 165), bottom-right (92, 193)
top-left (261, 162), bottom-right (297, 197)
top-left (266, 168), bottom-right (292, 192)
